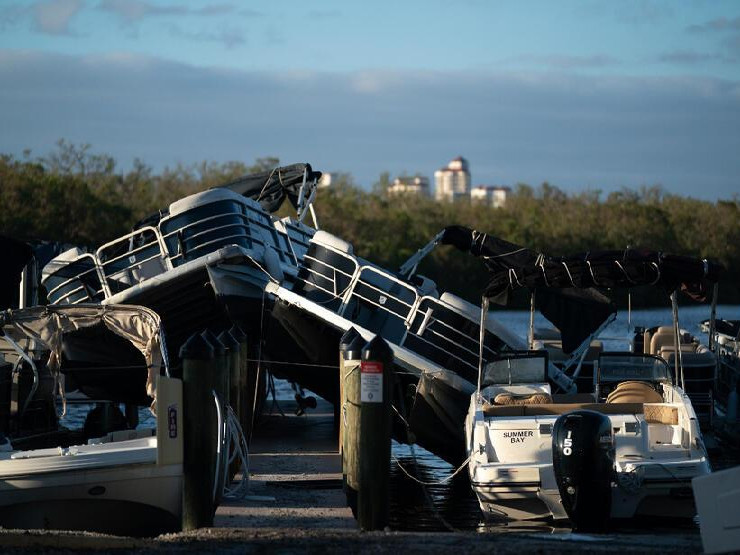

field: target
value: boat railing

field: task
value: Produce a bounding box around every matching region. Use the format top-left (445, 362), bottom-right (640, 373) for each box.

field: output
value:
top-left (44, 252), bottom-right (107, 305)
top-left (294, 240), bottom-right (505, 382)
top-left (338, 265), bottom-right (419, 343)
top-left (96, 226), bottom-right (171, 297)
top-left (45, 197), bottom-right (311, 305)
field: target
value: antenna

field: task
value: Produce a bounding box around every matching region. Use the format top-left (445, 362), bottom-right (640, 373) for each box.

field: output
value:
top-left (477, 296), bottom-right (490, 397)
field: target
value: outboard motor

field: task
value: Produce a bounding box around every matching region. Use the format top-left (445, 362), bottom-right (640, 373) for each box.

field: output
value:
top-left (552, 410), bottom-right (614, 531)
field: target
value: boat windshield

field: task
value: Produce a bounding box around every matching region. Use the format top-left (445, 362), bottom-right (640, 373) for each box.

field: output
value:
top-left (482, 351), bottom-right (548, 386)
top-left (597, 353), bottom-right (672, 385)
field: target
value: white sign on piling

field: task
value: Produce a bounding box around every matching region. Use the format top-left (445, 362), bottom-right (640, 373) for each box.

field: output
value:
top-left (360, 361), bottom-right (383, 403)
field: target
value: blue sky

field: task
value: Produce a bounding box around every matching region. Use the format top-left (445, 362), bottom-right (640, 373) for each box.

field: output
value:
top-left (1, 0), bottom-right (739, 200)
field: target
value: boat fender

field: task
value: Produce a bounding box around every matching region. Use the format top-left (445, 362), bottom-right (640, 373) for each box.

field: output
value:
top-left (552, 410), bottom-right (614, 531)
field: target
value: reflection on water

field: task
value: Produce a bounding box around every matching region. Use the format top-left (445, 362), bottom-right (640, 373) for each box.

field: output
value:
top-left (388, 441), bottom-right (705, 541)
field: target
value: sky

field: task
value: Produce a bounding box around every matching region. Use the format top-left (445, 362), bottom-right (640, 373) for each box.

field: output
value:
top-left (0, 0), bottom-right (739, 200)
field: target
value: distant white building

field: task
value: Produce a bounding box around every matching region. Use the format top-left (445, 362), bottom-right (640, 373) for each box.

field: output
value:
top-left (387, 175), bottom-right (430, 197)
top-left (471, 185), bottom-right (511, 208)
top-left (434, 156), bottom-right (471, 202)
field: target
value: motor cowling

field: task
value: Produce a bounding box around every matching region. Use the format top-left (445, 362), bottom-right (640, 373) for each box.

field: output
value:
top-left (552, 410), bottom-right (614, 531)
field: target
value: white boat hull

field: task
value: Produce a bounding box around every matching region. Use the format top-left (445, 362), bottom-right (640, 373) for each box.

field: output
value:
top-left (0, 438), bottom-right (182, 536)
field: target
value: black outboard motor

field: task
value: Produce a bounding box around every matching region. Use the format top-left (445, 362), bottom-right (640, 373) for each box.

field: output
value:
top-left (552, 410), bottom-right (614, 531)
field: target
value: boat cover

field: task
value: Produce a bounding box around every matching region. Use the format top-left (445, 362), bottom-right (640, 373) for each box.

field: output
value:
top-left (132, 163), bottom-right (321, 230)
top-left (440, 225), bottom-right (722, 353)
top-left (219, 162), bottom-right (321, 213)
top-left (0, 235), bottom-right (33, 310)
top-left (0, 304), bottom-right (166, 409)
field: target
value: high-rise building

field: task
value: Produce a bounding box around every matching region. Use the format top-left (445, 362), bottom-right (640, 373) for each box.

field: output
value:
top-left (434, 156), bottom-right (471, 202)
top-left (471, 185), bottom-right (511, 208)
top-left (387, 175), bottom-right (430, 197)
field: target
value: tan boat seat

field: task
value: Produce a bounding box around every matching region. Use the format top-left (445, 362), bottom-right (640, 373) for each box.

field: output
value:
top-left (606, 381), bottom-right (663, 404)
top-left (493, 392), bottom-right (552, 406)
top-left (644, 404), bottom-right (679, 425)
top-left (482, 402), bottom-right (645, 417)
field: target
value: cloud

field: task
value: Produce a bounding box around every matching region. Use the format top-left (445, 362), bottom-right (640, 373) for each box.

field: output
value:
top-left (0, 50), bottom-right (738, 200)
top-left (32, 0), bottom-right (83, 35)
top-left (657, 50), bottom-right (735, 65)
top-left (507, 54), bottom-right (620, 69)
top-left (168, 24), bottom-right (245, 49)
top-left (687, 16), bottom-right (740, 33)
top-left (97, 0), bottom-right (237, 24)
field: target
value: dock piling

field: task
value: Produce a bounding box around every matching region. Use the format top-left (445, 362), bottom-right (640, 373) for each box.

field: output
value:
top-left (218, 329), bottom-right (241, 480)
top-left (339, 328), bottom-right (364, 513)
top-left (180, 332), bottom-right (216, 530)
top-left (229, 325), bottom-right (251, 442)
top-left (357, 334), bottom-right (393, 531)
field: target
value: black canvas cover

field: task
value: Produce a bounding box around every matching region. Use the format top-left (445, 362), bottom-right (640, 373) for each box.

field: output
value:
top-left (1, 235), bottom-right (33, 309)
top-left (440, 226), bottom-right (722, 354)
top-left (133, 163), bottom-right (321, 230)
top-left (538, 288), bottom-right (616, 353)
top-left (219, 162), bottom-right (321, 213)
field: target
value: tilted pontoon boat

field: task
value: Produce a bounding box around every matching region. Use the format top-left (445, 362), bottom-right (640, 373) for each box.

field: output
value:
top-left (38, 169), bottom-right (538, 463)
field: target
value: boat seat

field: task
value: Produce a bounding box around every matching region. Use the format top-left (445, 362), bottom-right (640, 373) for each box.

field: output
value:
top-left (649, 326), bottom-right (694, 356)
top-left (606, 381), bottom-right (663, 404)
top-left (310, 230), bottom-right (353, 254)
top-left (439, 292), bottom-right (479, 321)
top-left (643, 404), bottom-right (679, 425)
top-left (493, 392), bottom-right (552, 405)
top-left (482, 402), bottom-right (645, 417)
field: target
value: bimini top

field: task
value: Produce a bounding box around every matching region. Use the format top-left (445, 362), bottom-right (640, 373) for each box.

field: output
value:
top-left (134, 163), bottom-right (321, 230)
top-left (440, 225), bottom-right (723, 353)
top-left (0, 304), bottom-right (167, 407)
top-left (440, 225), bottom-right (722, 302)
top-left (219, 162), bottom-right (321, 213)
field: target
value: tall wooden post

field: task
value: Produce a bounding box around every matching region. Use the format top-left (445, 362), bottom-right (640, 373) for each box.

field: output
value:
top-left (229, 324), bottom-right (251, 442)
top-left (339, 328), bottom-right (364, 513)
top-left (181, 332), bottom-right (215, 530)
top-left (200, 329), bottom-right (227, 511)
top-left (218, 329), bottom-right (241, 480)
top-left (357, 334), bottom-right (393, 530)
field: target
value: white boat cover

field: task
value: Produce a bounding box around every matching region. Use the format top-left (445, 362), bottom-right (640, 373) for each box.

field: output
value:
top-left (0, 304), bottom-right (166, 410)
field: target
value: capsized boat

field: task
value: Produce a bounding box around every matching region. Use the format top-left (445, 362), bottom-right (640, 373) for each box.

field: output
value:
top-left (0, 304), bottom-right (184, 536)
top-left (460, 234), bottom-right (721, 528)
top-left (40, 163), bottom-right (321, 365)
top-left (37, 166), bottom-right (529, 462)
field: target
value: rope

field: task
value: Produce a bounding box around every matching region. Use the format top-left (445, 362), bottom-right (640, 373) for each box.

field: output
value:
top-left (223, 404), bottom-right (251, 499)
top-left (392, 452), bottom-right (471, 486)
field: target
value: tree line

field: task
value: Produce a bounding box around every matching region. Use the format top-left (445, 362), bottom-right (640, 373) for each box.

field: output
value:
top-left (2, 141), bottom-right (738, 306)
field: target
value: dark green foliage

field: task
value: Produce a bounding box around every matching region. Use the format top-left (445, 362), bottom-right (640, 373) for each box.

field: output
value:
top-left (1, 142), bottom-right (738, 305)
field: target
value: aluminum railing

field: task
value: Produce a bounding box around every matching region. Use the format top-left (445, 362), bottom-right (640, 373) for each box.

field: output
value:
top-left (294, 242), bottom-right (504, 381)
top-left (45, 201), bottom-right (311, 305)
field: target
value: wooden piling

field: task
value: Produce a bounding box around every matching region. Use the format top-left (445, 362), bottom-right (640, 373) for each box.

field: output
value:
top-left (339, 328), bottom-right (364, 514)
top-left (218, 329), bottom-right (241, 480)
top-left (357, 334), bottom-right (393, 531)
top-left (201, 329), bottom-right (228, 402)
top-left (180, 332), bottom-right (216, 530)
top-left (201, 329), bottom-right (227, 510)
top-left (229, 324), bottom-right (251, 442)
